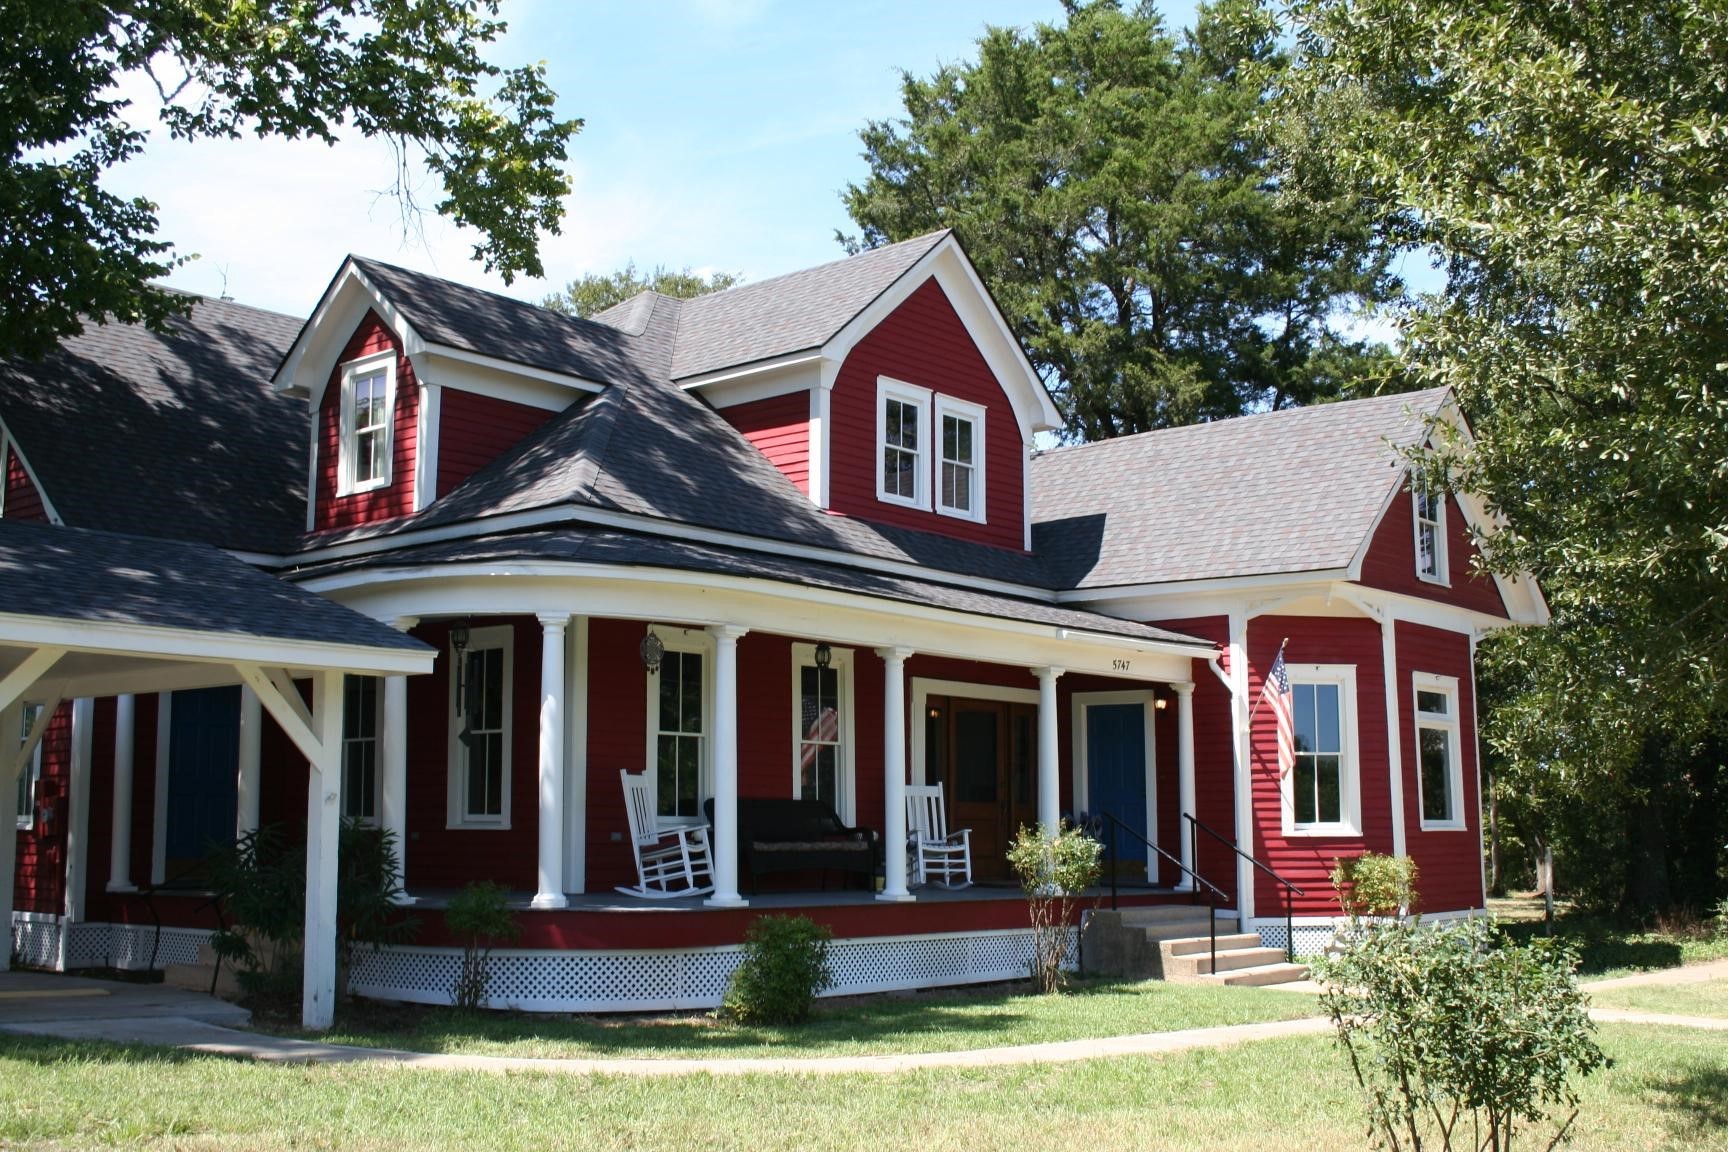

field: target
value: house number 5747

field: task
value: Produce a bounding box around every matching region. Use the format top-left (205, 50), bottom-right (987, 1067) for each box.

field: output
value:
top-left (1112, 659), bottom-right (1131, 672)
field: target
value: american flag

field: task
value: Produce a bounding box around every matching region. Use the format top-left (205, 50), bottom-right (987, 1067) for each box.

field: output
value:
top-left (1261, 647), bottom-right (1294, 777)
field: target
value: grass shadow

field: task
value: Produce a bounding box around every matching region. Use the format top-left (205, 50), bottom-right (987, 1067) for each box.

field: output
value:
top-left (1646, 1062), bottom-right (1728, 1139)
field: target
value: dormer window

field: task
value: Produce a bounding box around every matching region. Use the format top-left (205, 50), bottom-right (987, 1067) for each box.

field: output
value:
top-left (340, 352), bottom-right (395, 494)
top-left (877, 377), bottom-right (932, 510)
top-left (1414, 483), bottom-right (1447, 584)
top-left (935, 396), bottom-right (985, 521)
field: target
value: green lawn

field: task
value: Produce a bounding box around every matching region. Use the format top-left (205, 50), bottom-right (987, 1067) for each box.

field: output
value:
top-left (263, 978), bottom-right (1320, 1060)
top-left (1590, 977), bottom-right (1728, 1020)
top-left (0, 1024), bottom-right (1720, 1150)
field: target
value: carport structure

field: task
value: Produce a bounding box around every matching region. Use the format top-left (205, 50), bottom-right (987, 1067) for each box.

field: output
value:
top-left (0, 519), bottom-right (434, 1028)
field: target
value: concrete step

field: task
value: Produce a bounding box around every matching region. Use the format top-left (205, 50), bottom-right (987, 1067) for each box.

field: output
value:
top-left (1161, 946), bottom-right (1291, 981)
top-left (1199, 961), bottom-right (1312, 988)
top-left (1115, 905), bottom-right (1238, 927)
top-left (1137, 918), bottom-right (1239, 943)
top-left (1164, 932), bottom-right (1263, 957)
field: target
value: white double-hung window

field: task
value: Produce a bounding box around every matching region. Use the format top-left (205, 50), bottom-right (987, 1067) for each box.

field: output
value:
top-left (877, 377), bottom-right (932, 509)
top-left (1414, 484), bottom-right (1447, 583)
top-left (935, 395), bottom-right (985, 521)
top-left (14, 703), bottom-right (42, 830)
top-left (448, 626), bottom-right (512, 828)
top-left (1414, 674), bottom-right (1465, 830)
top-left (646, 631), bottom-right (713, 823)
top-left (1285, 664), bottom-right (1361, 836)
top-left (342, 676), bottom-right (380, 824)
top-left (791, 643), bottom-right (855, 821)
top-left (340, 351), bottom-right (395, 494)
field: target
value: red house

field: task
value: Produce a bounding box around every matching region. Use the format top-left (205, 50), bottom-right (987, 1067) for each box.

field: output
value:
top-left (0, 232), bottom-right (1545, 1027)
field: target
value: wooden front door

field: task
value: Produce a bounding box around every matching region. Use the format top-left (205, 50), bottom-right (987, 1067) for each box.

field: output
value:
top-left (924, 696), bottom-right (1039, 881)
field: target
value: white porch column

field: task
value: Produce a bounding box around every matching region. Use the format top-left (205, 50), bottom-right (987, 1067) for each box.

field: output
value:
top-left (532, 614), bottom-right (569, 909)
top-left (236, 686), bottom-right (262, 837)
top-left (705, 625), bottom-right (749, 908)
top-left (382, 617), bottom-right (416, 904)
top-left (1034, 666), bottom-right (1064, 835)
top-left (563, 617), bottom-right (589, 895)
top-left (1227, 610), bottom-right (1256, 923)
top-left (60, 700), bottom-right (95, 967)
top-left (877, 646), bottom-right (914, 902)
top-left (1174, 682), bottom-right (1197, 892)
top-left (1380, 609), bottom-right (1408, 859)
top-left (108, 694), bottom-right (136, 892)
top-left (303, 669), bottom-right (344, 1030)
top-left (0, 703), bottom-right (19, 971)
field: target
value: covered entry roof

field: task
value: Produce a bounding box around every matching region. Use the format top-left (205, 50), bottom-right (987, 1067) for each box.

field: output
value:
top-left (0, 519), bottom-right (433, 700)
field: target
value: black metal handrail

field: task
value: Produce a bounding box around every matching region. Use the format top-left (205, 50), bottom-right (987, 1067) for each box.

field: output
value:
top-left (135, 861), bottom-right (224, 987)
top-left (1087, 810), bottom-right (1230, 979)
top-left (1183, 813), bottom-right (1306, 963)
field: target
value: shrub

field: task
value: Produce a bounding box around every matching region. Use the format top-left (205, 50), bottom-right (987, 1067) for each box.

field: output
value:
top-left (721, 914), bottom-right (833, 1024)
top-left (1315, 917), bottom-right (1606, 1152)
top-left (1005, 821), bottom-right (1102, 994)
top-left (1332, 851), bottom-right (1420, 920)
top-left (445, 881), bottom-right (520, 1010)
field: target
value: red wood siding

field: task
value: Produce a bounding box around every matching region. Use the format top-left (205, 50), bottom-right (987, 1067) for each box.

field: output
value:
top-left (437, 388), bottom-right (557, 497)
top-left (721, 391), bottom-right (811, 494)
top-left (1359, 486), bottom-right (1509, 618)
top-left (1146, 617), bottom-right (1239, 906)
top-left (827, 279), bottom-right (1026, 550)
top-left (1247, 615), bottom-right (1395, 915)
top-left (312, 311), bottom-right (419, 532)
top-left (403, 618), bottom-right (540, 892)
top-left (1394, 621), bottom-right (1484, 912)
top-left (12, 702), bottom-right (73, 915)
top-left (3, 444), bottom-right (47, 521)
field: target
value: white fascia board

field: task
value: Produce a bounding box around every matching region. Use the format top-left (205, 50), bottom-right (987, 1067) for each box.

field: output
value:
top-left (0, 418), bottom-right (64, 525)
top-left (274, 262), bottom-right (423, 407)
top-left (411, 346), bottom-right (601, 405)
top-left (675, 351), bottom-right (825, 393)
top-left (304, 561), bottom-right (1201, 683)
top-left (1341, 584), bottom-right (1532, 635)
top-left (0, 614), bottom-right (434, 677)
top-left (821, 238), bottom-right (1061, 441)
top-left (1055, 568), bottom-right (1356, 608)
top-left (280, 500), bottom-right (1060, 603)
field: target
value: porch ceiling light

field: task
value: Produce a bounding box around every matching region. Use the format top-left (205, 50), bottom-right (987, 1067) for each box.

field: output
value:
top-left (813, 643), bottom-right (833, 670)
top-left (1154, 697), bottom-right (1168, 710)
top-left (640, 626), bottom-right (665, 675)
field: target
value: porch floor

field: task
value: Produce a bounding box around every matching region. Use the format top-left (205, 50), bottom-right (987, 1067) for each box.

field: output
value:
top-left (404, 882), bottom-right (1194, 913)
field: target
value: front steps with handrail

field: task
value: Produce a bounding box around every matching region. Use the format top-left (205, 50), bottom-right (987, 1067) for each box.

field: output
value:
top-left (1081, 906), bottom-right (1310, 987)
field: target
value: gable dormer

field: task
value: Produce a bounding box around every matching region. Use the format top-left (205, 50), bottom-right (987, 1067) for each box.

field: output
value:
top-left (685, 233), bottom-right (1061, 552)
top-left (276, 258), bottom-right (608, 534)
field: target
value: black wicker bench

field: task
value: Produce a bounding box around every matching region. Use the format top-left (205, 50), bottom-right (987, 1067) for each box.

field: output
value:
top-left (704, 797), bottom-right (880, 894)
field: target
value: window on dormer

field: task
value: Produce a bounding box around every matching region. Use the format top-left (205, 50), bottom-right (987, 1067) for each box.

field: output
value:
top-left (877, 377), bottom-right (932, 510)
top-left (936, 396), bottom-right (985, 521)
top-left (1414, 483), bottom-right (1447, 584)
top-left (340, 352), bottom-right (394, 495)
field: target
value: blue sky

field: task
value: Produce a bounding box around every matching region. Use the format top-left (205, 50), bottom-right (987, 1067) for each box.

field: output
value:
top-left (116, 0), bottom-right (1202, 317)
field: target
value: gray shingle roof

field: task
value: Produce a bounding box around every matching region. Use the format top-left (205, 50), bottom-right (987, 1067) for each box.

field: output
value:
top-left (293, 526), bottom-right (1212, 648)
top-left (667, 232), bottom-right (948, 379)
top-left (0, 519), bottom-right (426, 653)
top-left (0, 296), bottom-right (306, 552)
top-left (1031, 389), bottom-right (1449, 589)
top-left (348, 257), bottom-right (658, 385)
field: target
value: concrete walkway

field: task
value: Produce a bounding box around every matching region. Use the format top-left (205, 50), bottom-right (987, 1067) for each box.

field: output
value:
top-left (0, 964), bottom-right (1722, 1077)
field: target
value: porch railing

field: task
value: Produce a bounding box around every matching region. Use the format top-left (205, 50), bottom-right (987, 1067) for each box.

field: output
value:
top-left (1183, 813), bottom-right (1306, 963)
top-left (1087, 809), bottom-right (1230, 980)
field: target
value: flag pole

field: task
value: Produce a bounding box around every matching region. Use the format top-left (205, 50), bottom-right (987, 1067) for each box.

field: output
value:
top-left (1246, 636), bottom-right (1290, 728)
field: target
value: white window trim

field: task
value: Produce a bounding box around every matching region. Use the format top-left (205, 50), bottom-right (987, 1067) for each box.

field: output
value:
top-left (876, 376), bottom-right (932, 511)
top-left (15, 702), bottom-right (43, 831)
top-left (342, 675), bottom-right (381, 827)
top-left (446, 624), bottom-right (513, 829)
top-left (338, 350), bottom-right (397, 497)
top-left (1281, 663), bottom-right (1363, 838)
top-left (933, 394), bottom-right (987, 523)
top-left (1413, 672), bottom-right (1466, 831)
top-left (789, 643), bottom-right (857, 823)
top-left (1413, 484), bottom-right (1449, 586)
top-left (642, 626), bottom-right (715, 827)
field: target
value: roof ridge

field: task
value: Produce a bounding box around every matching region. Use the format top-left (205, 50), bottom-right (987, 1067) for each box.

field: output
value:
top-left (349, 254), bottom-right (625, 343)
top-left (680, 230), bottom-right (950, 309)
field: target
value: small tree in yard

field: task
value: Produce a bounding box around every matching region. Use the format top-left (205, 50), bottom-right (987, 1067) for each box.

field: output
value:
top-left (1006, 822), bottom-right (1102, 994)
top-left (446, 881), bottom-right (520, 1011)
top-left (1332, 851), bottom-right (1420, 921)
top-left (1316, 918), bottom-right (1606, 1152)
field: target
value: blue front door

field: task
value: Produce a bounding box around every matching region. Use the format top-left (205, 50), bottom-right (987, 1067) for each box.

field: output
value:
top-left (166, 686), bottom-right (241, 863)
top-left (1086, 702), bottom-right (1149, 869)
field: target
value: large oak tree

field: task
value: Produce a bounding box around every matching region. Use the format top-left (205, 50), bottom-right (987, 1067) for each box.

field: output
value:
top-left (2, 0), bottom-right (581, 359)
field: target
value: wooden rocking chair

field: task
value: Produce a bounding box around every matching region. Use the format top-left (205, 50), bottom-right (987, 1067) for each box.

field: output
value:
top-left (906, 783), bottom-right (972, 889)
top-left (617, 770), bottom-right (714, 899)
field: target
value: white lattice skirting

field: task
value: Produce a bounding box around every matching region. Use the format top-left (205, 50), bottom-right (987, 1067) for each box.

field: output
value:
top-left (8, 915), bottom-right (211, 972)
top-left (349, 928), bottom-right (1072, 1013)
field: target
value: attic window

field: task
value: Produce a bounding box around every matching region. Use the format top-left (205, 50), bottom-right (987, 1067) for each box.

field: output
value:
top-left (935, 395), bottom-right (986, 522)
top-left (340, 352), bottom-right (395, 495)
top-left (1414, 484), bottom-right (1447, 584)
top-left (877, 377), bottom-right (932, 510)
